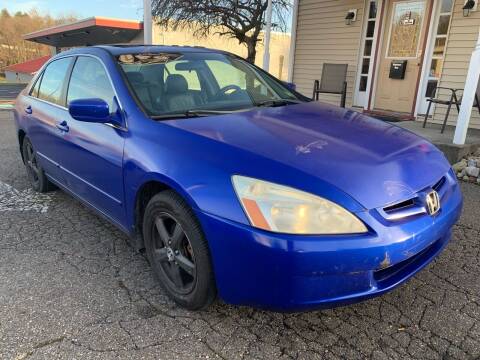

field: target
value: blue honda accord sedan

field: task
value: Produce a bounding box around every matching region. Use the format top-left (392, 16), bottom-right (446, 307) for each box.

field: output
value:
top-left (14, 45), bottom-right (462, 311)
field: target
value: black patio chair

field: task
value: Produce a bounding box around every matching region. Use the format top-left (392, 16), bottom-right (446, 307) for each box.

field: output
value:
top-left (312, 64), bottom-right (348, 108)
top-left (423, 81), bottom-right (480, 134)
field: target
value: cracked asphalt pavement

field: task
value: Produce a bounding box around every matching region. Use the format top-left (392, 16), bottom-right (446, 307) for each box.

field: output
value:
top-left (1, 110), bottom-right (479, 360)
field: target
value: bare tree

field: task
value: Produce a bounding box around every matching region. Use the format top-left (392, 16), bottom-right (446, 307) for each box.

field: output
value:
top-left (151, 0), bottom-right (290, 63)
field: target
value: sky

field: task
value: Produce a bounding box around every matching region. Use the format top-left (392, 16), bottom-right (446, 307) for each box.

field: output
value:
top-left (0, 0), bottom-right (145, 20)
top-left (1, 0), bottom-right (292, 32)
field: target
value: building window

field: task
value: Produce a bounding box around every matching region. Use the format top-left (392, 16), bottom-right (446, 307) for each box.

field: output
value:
top-left (358, 0), bottom-right (378, 93)
top-left (424, 0), bottom-right (454, 97)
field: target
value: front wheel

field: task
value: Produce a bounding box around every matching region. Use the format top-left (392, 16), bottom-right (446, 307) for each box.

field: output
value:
top-left (143, 190), bottom-right (216, 310)
top-left (22, 137), bottom-right (55, 193)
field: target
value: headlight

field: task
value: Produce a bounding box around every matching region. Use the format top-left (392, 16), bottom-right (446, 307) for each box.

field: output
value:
top-left (232, 176), bottom-right (368, 235)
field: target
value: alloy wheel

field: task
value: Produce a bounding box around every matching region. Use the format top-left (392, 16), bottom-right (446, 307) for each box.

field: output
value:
top-left (151, 212), bottom-right (196, 294)
top-left (24, 141), bottom-right (40, 187)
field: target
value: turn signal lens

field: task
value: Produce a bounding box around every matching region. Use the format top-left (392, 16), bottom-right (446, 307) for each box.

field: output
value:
top-left (232, 176), bottom-right (368, 235)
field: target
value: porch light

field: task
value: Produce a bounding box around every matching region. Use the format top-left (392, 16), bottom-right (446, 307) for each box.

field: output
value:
top-left (345, 10), bottom-right (357, 25)
top-left (463, 0), bottom-right (476, 16)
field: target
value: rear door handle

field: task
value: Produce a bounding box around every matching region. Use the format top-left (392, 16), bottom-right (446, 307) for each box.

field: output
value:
top-left (56, 120), bottom-right (69, 132)
top-left (25, 105), bottom-right (32, 114)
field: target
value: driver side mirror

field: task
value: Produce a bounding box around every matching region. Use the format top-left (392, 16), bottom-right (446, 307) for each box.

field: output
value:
top-left (283, 82), bottom-right (297, 91)
top-left (68, 98), bottom-right (110, 123)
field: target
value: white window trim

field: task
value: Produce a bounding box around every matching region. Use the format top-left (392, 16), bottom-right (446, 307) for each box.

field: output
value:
top-left (415, 0), bottom-right (454, 116)
top-left (354, 0), bottom-right (383, 109)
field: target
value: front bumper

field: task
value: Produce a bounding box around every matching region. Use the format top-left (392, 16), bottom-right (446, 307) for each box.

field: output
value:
top-left (196, 176), bottom-right (463, 312)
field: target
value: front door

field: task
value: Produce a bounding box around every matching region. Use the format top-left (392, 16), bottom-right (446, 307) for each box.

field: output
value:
top-left (375, 0), bottom-right (430, 113)
top-left (59, 55), bottom-right (127, 225)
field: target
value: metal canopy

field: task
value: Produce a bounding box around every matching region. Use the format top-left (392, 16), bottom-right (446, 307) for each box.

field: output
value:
top-left (23, 17), bottom-right (143, 48)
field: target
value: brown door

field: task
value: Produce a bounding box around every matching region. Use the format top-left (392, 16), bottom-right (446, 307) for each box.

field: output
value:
top-left (375, 0), bottom-right (431, 113)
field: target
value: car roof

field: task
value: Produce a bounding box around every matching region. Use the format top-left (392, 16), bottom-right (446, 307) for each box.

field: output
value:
top-left (61, 44), bottom-right (237, 57)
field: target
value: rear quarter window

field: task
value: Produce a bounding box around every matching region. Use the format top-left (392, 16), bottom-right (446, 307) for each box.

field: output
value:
top-left (29, 73), bottom-right (43, 98)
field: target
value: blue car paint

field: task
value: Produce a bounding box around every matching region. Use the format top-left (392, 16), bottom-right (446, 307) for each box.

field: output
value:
top-left (14, 45), bottom-right (463, 311)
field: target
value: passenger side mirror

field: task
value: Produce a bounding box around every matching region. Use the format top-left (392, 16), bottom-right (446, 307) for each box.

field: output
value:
top-left (283, 82), bottom-right (297, 91)
top-left (68, 98), bottom-right (110, 123)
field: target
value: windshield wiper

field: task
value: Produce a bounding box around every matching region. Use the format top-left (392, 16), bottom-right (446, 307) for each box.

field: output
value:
top-left (255, 99), bottom-right (303, 108)
top-left (151, 109), bottom-right (237, 120)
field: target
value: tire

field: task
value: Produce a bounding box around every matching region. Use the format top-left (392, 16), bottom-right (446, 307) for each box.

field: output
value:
top-left (22, 136), bottom-right (55, 193)
top-left (143, 190), bottom-right (216, 310)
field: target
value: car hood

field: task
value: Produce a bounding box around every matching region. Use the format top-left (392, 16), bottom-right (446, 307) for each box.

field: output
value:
top-left (165, 102), bottom-right (450, 210)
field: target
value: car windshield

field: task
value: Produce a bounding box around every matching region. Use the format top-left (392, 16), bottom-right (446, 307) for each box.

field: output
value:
top-left (118, 52), bottom-right (306, 119)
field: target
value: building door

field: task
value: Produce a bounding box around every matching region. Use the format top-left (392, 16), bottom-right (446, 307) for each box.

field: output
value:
top-left (374, 0), bottom-right (431, 113)
top-left (60, 56), bottom-right (127, 225)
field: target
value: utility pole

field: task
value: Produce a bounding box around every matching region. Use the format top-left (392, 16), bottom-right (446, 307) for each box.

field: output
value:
top-left (143, 0), bottom-right (153, 44)
top-left (262, 0), bottom-right (273, 72)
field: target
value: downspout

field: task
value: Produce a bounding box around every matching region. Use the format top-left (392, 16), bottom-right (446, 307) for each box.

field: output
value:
top-left (453, 27), bottom-right (480, 145)
top-left (287, 0), bottom-right (299, 82)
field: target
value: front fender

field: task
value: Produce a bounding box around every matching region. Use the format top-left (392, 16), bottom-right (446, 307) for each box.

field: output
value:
top-left (122, 131), bottom-right (245, 233)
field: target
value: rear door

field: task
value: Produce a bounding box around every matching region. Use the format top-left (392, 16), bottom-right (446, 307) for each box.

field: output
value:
top-left (23, 57), bottom-right (74, 184)
top-left (58, 55), bottom-right (127, 225)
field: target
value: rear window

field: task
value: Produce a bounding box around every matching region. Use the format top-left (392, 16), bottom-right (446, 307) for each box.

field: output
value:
top-left (37, 57), bottom-right (72, 106)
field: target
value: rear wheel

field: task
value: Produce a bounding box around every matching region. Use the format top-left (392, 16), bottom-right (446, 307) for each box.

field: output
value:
top-left (143, 190), bottom-right (216, 310)
top-left (22, 137), bottom-right (55, 193)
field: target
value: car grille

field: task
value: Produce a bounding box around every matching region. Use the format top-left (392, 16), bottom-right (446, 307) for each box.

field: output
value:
top-left (432, 176), bottom-right (446, 192)
top-left (379, 175), bottom-right (448, 221)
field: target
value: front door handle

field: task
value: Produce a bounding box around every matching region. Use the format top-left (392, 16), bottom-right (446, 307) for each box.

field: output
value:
top-left (25, 105), bottom-right (32, 114)
top-left (56, 121), bottom-right (69, 132)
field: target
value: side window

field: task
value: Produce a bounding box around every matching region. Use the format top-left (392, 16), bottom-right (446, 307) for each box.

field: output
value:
top-left (30, 73), bottom-right (43, 98)
top-left (67, 57), bottom-right (115, 110)
top-left (38, 58), bottom-right (72, 106)
top-left (164, 61), bottom-right (201, 90)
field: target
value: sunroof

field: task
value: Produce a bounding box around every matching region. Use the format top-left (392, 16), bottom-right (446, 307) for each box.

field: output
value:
top-left (117, 53), bottom-right (183, 65)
